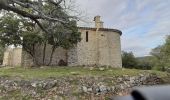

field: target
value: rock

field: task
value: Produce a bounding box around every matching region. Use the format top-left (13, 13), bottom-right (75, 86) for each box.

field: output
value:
top-left (53, 95), bottom-right (63, 100)
top-left (123, 75), bottom-right (130, 81)
top-left (87, 88), bottom-right (93, 92)
top-left (139, 74), bottom-right (144, 77)
top-left (43, 81), bottom-right (56, 90)
top-left (120, 84), bottom-right (126, 90)
top-left (99, 85), bottom-right (107, 93)
top-left (31, 82), bottom-right (37, 88)
top-left (108, 70), bottom-right (113, 72)
top-left (111, 86), bottom-right (115, 91)
top-left (0, 73), bottom-right (165, 99)
top-left (70, 72), bottom-right (79, 75)
top-left (140, 76), bottom-right (147, 82)
top-left (129, 77), bottom-right (136, 84)
top-left (95, 88), bottom-right (100, 93)
top-left (117, 77), bottom-right (123, 82)
top-left (82, 86), bottom-right (88, 92)
top-left (89, 67), bottom-right (94, 71)
top-left (99, 68), bottom-right (105, 71)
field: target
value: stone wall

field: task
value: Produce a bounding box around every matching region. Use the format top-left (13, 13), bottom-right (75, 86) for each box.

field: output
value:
top-left (2, 49), bottom-right (10, 66)
top-left (22, 45), bottom-right (67, 66)
top-left (67, 47), bottom-right (78, 66)
top-left (98, 31), bottom-right (122, 67)
top-left (76, 28), bottom-right (122, 67)
top-left (21, 50), bottom-right (33, 67)
top-left (3, 48), bottom-right (22, 66)
top-left (76, 29), bottom-right (98, 66)
top-left (3, 16), bottom-right (122, 67)
top-left (4, 28), bottom-right (122, 68)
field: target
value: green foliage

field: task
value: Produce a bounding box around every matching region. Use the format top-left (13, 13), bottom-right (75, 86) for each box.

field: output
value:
top-left (0, 14), bottom-right (22, 46)
top-left (0, 44), bottom-right (5, 64)
top-left (46, 20), bottom-right (81, 49)
top-left (122, 51), bottom-right (138, 69)
top-left (0, 11), bottom-right (81, 66)
top-left (151, 35), bottom-right (170, 71)
top-left (136, 56), bottom-right (154, 70)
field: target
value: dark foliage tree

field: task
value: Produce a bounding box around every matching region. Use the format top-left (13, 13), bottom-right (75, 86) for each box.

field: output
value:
top-left (151, 35), bottom-right (170, 71)
top-left (122, 51), bottom-right (138, 69)
top-left (0, 0), bottom-right (76, 34)
top-left (0, 44), bottom-right (5, 64)
top-left (0, 0), bottom-right (81, 66)
top-left (137, 56), bottom-right (154, 70)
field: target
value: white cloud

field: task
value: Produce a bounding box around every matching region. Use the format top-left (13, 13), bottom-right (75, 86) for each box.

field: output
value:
top-left (75, 0), bottom-right (170, 57)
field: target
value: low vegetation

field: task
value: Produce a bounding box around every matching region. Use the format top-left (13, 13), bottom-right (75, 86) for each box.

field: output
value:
top-left (0, 67), bottom-right (168, 79)
top-left (122, 35), bottom-right (170, 71)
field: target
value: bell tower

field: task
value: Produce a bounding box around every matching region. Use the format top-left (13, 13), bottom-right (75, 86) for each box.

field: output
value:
top-left (94, 16), bottom-right (104, 28)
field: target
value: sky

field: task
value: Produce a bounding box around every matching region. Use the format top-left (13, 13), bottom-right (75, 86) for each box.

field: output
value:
top-left (75, 0), bottom-right (170, 57)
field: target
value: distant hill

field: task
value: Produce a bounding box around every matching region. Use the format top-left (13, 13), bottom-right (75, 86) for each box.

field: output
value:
top-left (136, 56), bottom-right (154, 61)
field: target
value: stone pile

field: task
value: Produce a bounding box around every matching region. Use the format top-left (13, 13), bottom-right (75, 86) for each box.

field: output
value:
top-left (0, 73), bottom-right (165, 100)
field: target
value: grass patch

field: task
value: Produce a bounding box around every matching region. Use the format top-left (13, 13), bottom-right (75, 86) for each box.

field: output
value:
top-left (0, 66), bottom-right (168, 79)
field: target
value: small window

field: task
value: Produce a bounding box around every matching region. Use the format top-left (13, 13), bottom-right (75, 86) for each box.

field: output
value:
top-left (86, 31), bottom-right (88, 42)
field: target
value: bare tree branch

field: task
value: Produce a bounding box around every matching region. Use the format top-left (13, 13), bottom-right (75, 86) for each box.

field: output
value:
top-left (0, 0), bottom-right (81, 34)
top-left (0, 3), bottom-right (40, 19)
top-left (48, 0), bottom-right (63, 6)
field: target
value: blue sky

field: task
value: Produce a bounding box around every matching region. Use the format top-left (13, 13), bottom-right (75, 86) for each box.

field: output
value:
top-left (75, 0), bottom-right (170, 57)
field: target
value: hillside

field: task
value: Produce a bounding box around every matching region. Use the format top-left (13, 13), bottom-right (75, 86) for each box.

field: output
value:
top-left (136, 56), bottom-right (154, 61)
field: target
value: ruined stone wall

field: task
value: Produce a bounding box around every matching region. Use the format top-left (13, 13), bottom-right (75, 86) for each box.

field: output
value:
top-left (2, 49), bottom-right (11, 66)
top-left (3, 48), bottom-right (22, 66)
top-left (35, 45), bottom-right (67, 66)
top-left (11, 48), bottom-right (22, 66)
top-left (22, 45), bottom-right (67, 66)
top-left (21, 50), bottom-right (33, 67)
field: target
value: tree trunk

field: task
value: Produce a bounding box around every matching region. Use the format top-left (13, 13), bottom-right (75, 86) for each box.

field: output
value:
top-left (32, 44), bottom-right (40, 67)
top-left (47, 46), bottom-right (56, 66)
top-left (42, 42), bottom-right (47, 65)
top-left (66, 49), bottom-right (68, 66)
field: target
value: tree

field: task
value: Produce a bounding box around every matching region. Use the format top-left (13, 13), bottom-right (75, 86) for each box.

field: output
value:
top-left (0, 0), bottom-right (76, 34)
top-left (46, 20), bottom-right (81, 65)
top-left (136, 56), bottom-right (154, 70)
top-left (151, 35), bottom-right (170, 71)
top-left (0, 44), bottom-right (5, 64)
top-left (0, 13), bottom-right (43, 65)
top-left (122, 51), bottom-right (138, 69)
top-left (0, 1), bottom-right (81, 66)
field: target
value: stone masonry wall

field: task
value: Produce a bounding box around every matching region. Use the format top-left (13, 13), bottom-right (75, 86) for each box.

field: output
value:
top-left (67, 47), bottom-right (78, 66)
top-left (21, 50), bottom-right (34, 67)
top-left (3, 48), bottom-right (22, 66)
top-left (98, 31), bottom-right (122, 67)
top-left (7, 28), bottom-right (122, 67)
top-left (76, 29), bottom-right (98, 66)
top-left (22, 45), bottom-right (67, 66)
top-left (76, 28), bottom-right (122, 67)
top-left (35, 45), bottom-right (67, 66)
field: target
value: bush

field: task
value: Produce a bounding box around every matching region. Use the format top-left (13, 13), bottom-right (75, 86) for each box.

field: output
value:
top-left (122, 51), bottom-right (138, 69)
